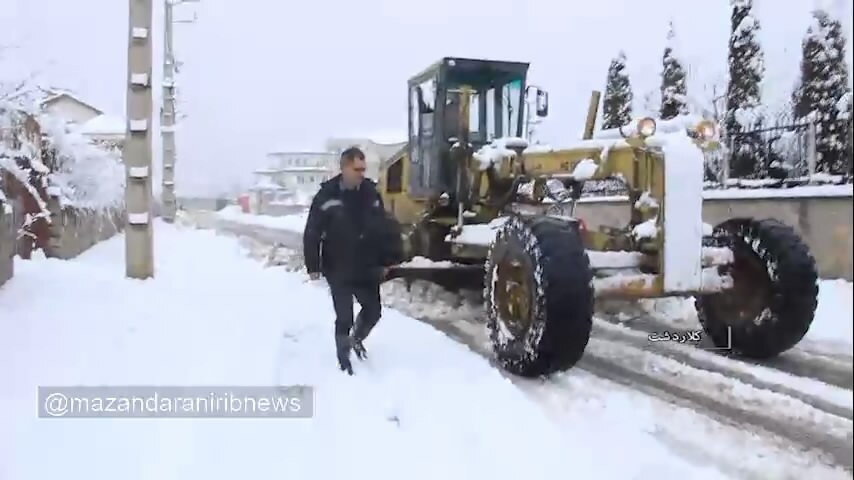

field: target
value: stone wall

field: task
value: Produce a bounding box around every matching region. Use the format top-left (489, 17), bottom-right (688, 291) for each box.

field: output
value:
top-left (45, 205), bottom-right (125, 260)
top-left (0, 202), bottom-right (13, 287)
top-left (574, 195), bottom-right (854, 280)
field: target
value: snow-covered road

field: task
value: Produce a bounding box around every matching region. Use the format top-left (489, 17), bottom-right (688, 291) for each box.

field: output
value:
top-left (0, 221), bottom-right (755, 479)
top-left (209, 207), bottom-right (854, 478)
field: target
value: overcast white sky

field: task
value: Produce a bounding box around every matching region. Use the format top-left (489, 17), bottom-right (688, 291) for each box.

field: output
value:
top-left (1, 0), bottom-right (852, 196)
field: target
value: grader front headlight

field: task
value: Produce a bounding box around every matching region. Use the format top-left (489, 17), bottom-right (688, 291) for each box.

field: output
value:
top-left (695, 120), bottom-right (717, 141)
top-left (637, 117), bottom-right (657, 137)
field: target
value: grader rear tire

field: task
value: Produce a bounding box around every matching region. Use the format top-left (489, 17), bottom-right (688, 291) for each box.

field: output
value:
top-left (484, 215), bottom-right (594, 377)
top-left (695, 218), bottom-right (819, 358)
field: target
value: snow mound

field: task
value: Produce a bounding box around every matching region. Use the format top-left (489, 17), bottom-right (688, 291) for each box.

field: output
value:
top-left (804, 279), bottom-right (853, 351)
top-left (572, 158), bottom-right (599, 180)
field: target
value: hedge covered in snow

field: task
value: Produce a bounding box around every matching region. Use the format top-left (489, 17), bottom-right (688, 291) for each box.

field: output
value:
top-left (1, 104), bottom-right (124, 214)
top-left (39, 115), bottom-right (125, 212)
top-left (1, 102), bottom-right (126, 259)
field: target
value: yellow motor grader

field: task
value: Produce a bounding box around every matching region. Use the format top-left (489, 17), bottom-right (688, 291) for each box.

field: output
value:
top-left (378, 57), bottom-right (819, 378)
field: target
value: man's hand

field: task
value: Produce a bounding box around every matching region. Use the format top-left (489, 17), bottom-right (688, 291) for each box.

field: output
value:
top-left (308, 272), bottom-right (321, 281)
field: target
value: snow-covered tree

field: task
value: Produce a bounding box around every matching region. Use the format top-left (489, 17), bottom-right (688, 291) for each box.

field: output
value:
top-left (847, 96), bottom-right (853, 175)
top-left (39, 115), bottom-right (125, 212)
top-left (602, 51), bottom-right (633, 129)
top-left (660, 22), bottom-right (688, 120)
top-left (792, 9), bottom-right (852, 175)
top-left (0, 104), bottom-right (54, 257)
top-left (725, 0), bottom-right (767, 178)
top-left (1, 104), bottom-right (125, 258)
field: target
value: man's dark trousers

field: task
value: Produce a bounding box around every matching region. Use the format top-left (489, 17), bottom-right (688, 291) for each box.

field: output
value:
top-left (330, 278), bottom-right (382, 345)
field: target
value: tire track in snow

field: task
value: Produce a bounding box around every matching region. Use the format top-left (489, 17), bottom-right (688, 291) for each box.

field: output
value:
top-left (379, 285), bottom-right (854, 476)
top-left (372, 279), bottom-right (854, 472)
top-left (597, 312), bottom-right (854, 390)
top-left (203, 217), bottom-right (854, 474)
top-left (415, 320), bottom-right (852, 479)
top-left (533, 371), bottom-right (852, 480)
top-left (419, 305), bottom-right (854, 471)
top-left (591, 320), bottom-right (854, 420)
top-left (583, 337), bottom-right (853, 470)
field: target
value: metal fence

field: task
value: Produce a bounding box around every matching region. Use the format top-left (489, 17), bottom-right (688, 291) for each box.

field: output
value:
top-left (707, 117), bottom-right (853, 186)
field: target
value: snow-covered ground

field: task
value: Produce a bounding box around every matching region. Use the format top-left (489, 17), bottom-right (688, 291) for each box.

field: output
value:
top-left (2, 221), bottom-right (850, 479)
top-left (0, 221), bottom-right (771, 480)
top-left (207, 205), bottom-right (854, 476)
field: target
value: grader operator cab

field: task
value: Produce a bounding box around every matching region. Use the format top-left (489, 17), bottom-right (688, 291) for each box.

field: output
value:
top-left (379, 57), bottom-right (819, 378)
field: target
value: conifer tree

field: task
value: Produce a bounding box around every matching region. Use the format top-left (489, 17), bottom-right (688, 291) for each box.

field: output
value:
top-left (725, 0), bottom-right (766, 178)
top-left (660, 22), bottom-right (688, 120)
top-left (792, 9), bottom-right (852, 175)
top-left (602, 51), bottom-right (634, 129)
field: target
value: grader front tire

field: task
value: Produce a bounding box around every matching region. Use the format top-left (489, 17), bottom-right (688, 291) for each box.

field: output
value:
top-left (696, 218), bottom-right (819, 358)
top-left (484, 216), bottom-right (594, 377)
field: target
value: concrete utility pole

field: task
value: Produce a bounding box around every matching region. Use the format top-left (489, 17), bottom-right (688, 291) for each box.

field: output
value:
top-left (160, 0), bottom-right (177, 222)
top-left (125, 0), bottom-right (155, 279)
top-left (161, 0), bottom-right (198, 223)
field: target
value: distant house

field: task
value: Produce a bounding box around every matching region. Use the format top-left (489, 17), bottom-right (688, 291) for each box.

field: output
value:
top-left (37, 89), bottom-right (104, 126)
top-left (262, 151), bottom-right (338, 192)
top-left (34, 88), bottom-right (125, 150)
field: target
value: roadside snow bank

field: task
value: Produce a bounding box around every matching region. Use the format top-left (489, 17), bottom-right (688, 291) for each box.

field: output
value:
top-left (216, 204), bottom-right (307, 233)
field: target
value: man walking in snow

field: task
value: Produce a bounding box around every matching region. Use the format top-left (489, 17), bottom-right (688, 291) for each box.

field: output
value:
top-left (302, 146), bottom-right (401, 375)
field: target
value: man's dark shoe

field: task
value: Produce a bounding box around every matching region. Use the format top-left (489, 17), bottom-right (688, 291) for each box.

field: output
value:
top-left (351, 337), bottom-right (367, 360)
top-left (352, 311), bottom-right (376, 355)
top-left (353, 311), bottom-right (366, 339)
top-left (336, 334), bottom-right (354, 375)
top-left (339, 358), bottom-right (353, 375)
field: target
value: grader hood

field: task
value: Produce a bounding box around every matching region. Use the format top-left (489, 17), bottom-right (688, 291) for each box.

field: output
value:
top-left (460, 112), bottom-right (724, 296)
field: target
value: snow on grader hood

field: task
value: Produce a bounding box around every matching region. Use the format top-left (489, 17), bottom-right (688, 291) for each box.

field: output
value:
top-left (378, 57), bottom-right (819, 379)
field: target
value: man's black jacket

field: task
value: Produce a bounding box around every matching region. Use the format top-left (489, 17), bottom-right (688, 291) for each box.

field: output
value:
top-left (303, 175), bottom-right (402, 283)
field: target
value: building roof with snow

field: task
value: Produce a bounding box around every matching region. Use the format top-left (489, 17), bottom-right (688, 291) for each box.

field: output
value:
top-left (78, 113), bottom-right (126, 138)
top-left (76, 114), bottom-right (125, 138)
top-left (266, 149), bottom-right (334, 156)
top-left (37, 88), bottom-right (104, 116)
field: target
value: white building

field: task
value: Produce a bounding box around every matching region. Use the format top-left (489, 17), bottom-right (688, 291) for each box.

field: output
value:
top-left (325, 131), bottom-right (407, 181)
top-left (261, 151), bottom-right (338, 193)
top-left (251, 132), bottom-right (408, 211)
